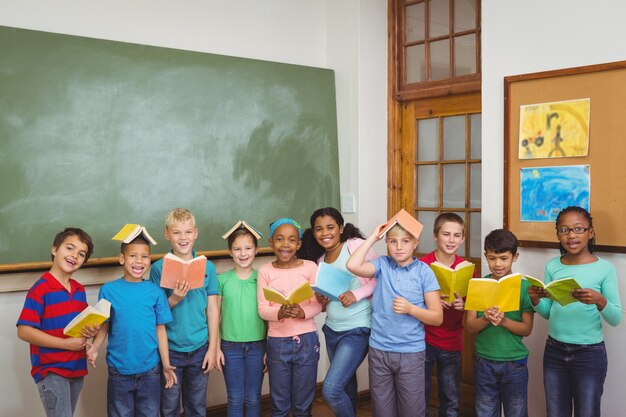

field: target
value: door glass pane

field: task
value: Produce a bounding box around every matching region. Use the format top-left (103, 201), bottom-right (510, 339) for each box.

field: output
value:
top-left (454, 0), bottom-right (476, 31)
top-left (443, 115), bottom-right (465, 160)
top-left (442, 164), bottom-right (465, 207)
top-left (416, 165), bottom-right (438, 208)
top-left (406, 3), bottom-right (425, 43)
top-left (452, 211), bottom-right (466, 255)
top-left (430, 39), bottom-right (450, 80)
top-left (454, 33), bottom-right (476, 76)
top-left (406, 44), bottom-right (426, 83)
top-left (429, 0), bottom-right (450, 37)
top-left (470, 113), bottom-right (481, 159)
top-left (417, 211), bottom-right (437, 253)
top-left (470, 162), bottom-right (481, 208)
top-left (469, 211), bottom-right (481, 258)
top-left (417, 118), bottom-right (438, 161)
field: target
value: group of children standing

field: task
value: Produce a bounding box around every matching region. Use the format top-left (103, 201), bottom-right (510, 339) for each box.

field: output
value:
top-left (17, 205), bottom-right (621, 417)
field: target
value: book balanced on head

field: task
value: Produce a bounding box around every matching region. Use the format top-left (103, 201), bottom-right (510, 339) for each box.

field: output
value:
top-left (429, 260), bottom-right (475, 303)
top-left (378, 208), bottom-right (424, 239)
top-left (111, 223), bottom-right (158, 245)
top-left (222, 220), bottom-right (263, 240)
top-left (465, 273), bottom-right (522, 313)
top-left (525, 275), bottom-right (581, 306)
top-left (63, 298), bottom-right (111, 338)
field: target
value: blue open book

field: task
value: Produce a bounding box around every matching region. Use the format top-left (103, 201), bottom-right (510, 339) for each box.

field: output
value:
top-left (312, 262), bottom-right (354, 301)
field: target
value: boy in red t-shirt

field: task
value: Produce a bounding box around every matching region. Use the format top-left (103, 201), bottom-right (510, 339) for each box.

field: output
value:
top-left (419, 213), bottom-right (476, 417)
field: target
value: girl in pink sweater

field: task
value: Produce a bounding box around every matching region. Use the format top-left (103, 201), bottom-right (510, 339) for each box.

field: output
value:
top-left (257, 218), bottom-right (322, 417)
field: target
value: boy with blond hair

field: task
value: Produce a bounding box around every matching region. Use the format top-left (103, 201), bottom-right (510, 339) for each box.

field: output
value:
top-left (347, 221), bottom-right (443, 417)
top-left (149, 208), bottom-right (219, 417)
top-left (17, 228), bottom-right (98, 417)
top-left (420, 213), bottom-right (476, 417)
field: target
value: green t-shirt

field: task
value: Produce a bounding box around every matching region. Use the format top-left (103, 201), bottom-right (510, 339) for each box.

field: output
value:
top-left (475, 277), bottom-right (534, 361)
top-left (218, 269), bottom-right (266, 342)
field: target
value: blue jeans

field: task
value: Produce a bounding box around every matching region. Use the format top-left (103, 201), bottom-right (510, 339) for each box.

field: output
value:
top-left (474, 355), bottom-right (528, 417)
top-left (425, 344), bottom-right (461, 417)
top-left (543, 336), bottom-right (607, 417)
top-left (37, 373), bottom-right (84, 417)
top-left (161, 344), bottom-right (209, 417)
top-left (321, 325), bottom-right (370, 417)
top-left (107, 364), bottom-right (161, 417)
top-left (266, 331), bottom-right (320, 417)
top-left (221, 339), bottom-right (266, 417)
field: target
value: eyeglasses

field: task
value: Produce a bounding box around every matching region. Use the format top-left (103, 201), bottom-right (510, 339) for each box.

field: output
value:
top-left (556, 227), bottom-right (591, 236)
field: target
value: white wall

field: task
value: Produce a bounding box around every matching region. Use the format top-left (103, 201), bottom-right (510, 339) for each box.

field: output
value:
top-left (0, 1), bottom-right (388, 416)
top-left (482, 1), bottom-right (626, 415)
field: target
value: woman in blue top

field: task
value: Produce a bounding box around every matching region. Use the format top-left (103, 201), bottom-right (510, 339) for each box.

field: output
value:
top-left (299, 207), bottom-right (377, 417)
top-left (528, 206), bottom-right (622, 417)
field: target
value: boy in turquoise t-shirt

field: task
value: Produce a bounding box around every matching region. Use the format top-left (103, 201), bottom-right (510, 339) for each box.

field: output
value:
top-left (466, 229), bottom-right (534, 417)
top-left (149, 208), bottom-right (219, 417)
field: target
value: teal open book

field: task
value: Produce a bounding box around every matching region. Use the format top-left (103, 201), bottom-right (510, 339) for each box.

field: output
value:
top-left (312, 262), bottom-right (353, 301)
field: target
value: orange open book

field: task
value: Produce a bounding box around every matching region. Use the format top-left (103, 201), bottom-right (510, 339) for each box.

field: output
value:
top-left (378, 209), bottom-right (424, 239)
top-left (160, 253), bottom-right (207, 289)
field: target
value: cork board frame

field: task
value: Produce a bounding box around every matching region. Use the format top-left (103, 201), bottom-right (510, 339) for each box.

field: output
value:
top-left (504, 61), bottom-right (626, 252)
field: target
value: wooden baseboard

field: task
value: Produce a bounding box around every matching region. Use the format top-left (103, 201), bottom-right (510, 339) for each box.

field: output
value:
top-left (206, 383), bottom-right (371, 416)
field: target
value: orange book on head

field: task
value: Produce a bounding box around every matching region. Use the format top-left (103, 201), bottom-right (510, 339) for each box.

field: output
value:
top-left (160, 253), bottom-right (207, 289)
top-left (378, 209), bottom-right (424, 239)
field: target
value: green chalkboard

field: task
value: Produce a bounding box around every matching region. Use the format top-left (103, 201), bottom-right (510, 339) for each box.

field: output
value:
top-left (0, 26), bottom-right (340, 265)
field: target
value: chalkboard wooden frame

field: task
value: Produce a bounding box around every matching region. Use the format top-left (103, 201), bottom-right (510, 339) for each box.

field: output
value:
top-left (0, 26), bottom-right (340, 270)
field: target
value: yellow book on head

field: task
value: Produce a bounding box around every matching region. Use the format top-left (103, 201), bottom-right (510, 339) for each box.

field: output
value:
top-left (262, 281), bottom-right (314, 305)
top-left (465, 273), bottom-right (522, 312)
top-left (430, 261), bottom-right (475, 303)
top-left (63, 299), bottom-right (111, 338)
top-left (111, 224), bottom-right (157, 245)
top-left (525, 275), bottom-right (581, 306)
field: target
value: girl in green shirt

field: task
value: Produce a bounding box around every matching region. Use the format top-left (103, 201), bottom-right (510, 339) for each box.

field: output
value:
top-left (217, 224), bottom-right (267, 417)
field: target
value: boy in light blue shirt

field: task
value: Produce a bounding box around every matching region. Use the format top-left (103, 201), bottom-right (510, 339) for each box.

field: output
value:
top-left (149, 208), bottom-right (219, 417)
top-left (348, 221), bottom-right (443, 417)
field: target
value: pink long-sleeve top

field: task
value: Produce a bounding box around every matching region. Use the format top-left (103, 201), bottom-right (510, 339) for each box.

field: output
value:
top-left (257, 259), bottom-right (322, 337)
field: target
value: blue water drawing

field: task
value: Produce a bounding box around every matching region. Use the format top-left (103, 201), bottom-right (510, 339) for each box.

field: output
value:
top-left (520, 165), bottom-right (590, 222)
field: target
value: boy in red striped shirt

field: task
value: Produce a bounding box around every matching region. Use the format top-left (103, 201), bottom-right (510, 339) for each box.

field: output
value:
top-left (17, 228), bottom-right (99, 417)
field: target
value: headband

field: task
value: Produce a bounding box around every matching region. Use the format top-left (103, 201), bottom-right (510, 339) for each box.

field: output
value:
top-left (269, 218), bottom-right (302, 239)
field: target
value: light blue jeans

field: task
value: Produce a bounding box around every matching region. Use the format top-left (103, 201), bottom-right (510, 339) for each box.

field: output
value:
top-left (321, 324), bottom-right (370, 417)
top-left (37, 373), bottom-right (84, 417)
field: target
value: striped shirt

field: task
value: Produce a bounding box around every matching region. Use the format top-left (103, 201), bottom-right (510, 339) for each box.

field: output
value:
top-left (17, 272), bottom-right (89, 383)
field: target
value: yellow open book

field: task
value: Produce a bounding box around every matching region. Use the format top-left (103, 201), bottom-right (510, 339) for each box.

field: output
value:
top-left (111, 224), bottom-right (157, 245)
top-left (222, 220), bottom-right (263, 240)
top-left (63, 299), bottom-right (111, 338)
top-left (430, 261), bottom-right (475, 303)
top-left (263, 281), bottom-right (314, 305)
top-left (525, 275), bottom-right (581, 306)
top-left (465, 273), bottom-right (522, 312)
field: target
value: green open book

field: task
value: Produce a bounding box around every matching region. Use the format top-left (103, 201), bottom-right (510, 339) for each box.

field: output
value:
top-left (524, 275), bottom-right (581, 306)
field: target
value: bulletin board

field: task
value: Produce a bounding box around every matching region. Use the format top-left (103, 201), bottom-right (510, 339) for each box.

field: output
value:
top-left (504, 60), bottom-right (626, 252)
